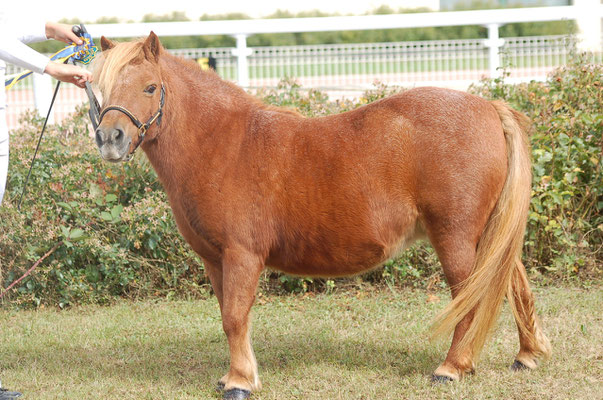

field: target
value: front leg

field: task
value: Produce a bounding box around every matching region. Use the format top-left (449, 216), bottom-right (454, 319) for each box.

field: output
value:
top-left (217, 247), bottom-right (264, 399)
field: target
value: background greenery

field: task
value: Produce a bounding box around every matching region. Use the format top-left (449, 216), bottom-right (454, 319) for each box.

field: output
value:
top-left (31, 1), bottom-right (576, 53)
top-left (0, 53), bottom-right (600, 308)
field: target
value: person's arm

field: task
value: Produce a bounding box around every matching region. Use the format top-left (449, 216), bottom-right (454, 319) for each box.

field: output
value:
top-left (44, 62), bottom-right (91, 88)
top-left (44, 22), bottom-right (83, 46)
top-left (0, 22), bottom-right (91, 87)
top-left (5, 20), bottom-right (83, 45)
top-left (0, 35), bottom-right (49, 74)
top-left (12, 20), bottom-right (48, 44)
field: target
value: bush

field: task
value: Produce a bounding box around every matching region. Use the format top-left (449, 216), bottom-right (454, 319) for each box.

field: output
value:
top-left (469, 52), bottom-right (602, 282)
top-left (1, 55), bottom-right (600, 307)
top-left (1, 107), bottom-right (207, 307)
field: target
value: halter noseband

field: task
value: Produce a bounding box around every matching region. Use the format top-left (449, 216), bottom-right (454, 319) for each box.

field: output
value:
top-left (86, 83), bottom-right (166, 159)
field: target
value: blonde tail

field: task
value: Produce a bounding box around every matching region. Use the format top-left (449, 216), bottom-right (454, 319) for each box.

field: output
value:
top-left (431, 101), bottom-right (532, 360)
top-left (508, 258), bottom-right (552, 364)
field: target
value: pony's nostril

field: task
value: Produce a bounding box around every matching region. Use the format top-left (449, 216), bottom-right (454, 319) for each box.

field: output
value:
top-left (114, 129), bottom-right (124, 142)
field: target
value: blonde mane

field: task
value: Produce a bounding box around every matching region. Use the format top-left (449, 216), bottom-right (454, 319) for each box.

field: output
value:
top-left (92, 39), bottom-right (145, 98)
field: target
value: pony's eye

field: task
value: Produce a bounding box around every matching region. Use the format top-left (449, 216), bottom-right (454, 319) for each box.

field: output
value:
top-left (144, 84), bottom-right (157, 94)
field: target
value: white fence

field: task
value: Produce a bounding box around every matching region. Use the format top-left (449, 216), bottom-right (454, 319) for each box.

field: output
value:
top-left (4, 3), bottom-right (603, 129)
top-left (6, 34), bottom-right (601, 129)
top-left (244, 34), bottom-right (597, 89)
top-left (82, 3), bottom-right (603, 86)
top-left (168, 34), bottom-right (601, 88)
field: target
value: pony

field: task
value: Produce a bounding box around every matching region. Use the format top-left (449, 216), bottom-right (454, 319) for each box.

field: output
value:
top-left (91, 33), bottom-right (551, 399)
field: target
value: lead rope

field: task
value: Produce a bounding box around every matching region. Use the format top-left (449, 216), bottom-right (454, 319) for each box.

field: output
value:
top-left (17, 79), bottom-right (62, 210)
top-left (16, 24), bottom-right (96, 210)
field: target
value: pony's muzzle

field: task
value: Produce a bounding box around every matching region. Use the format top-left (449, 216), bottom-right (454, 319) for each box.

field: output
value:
top-left (95, 127), bottom-right (124, 146)
top-left (95, 126), bottom-right (131, 162)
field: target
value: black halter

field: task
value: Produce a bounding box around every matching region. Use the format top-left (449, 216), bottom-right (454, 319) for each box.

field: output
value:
top-left (86, 83), bottom-right (166, 158)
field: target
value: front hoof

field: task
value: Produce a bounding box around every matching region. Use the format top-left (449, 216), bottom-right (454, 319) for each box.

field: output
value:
top-left (216, 381), bottom-right (225, 392)
top-left (510, 359), bottom-right (529, 371)
top-left (431, 374), bottom-right (454, 384)
top-left (223, 388), bottom-right (251, 400)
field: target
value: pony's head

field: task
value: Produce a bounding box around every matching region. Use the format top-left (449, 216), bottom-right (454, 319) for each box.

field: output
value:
top-left (92, 32), bottom-right (165, 162)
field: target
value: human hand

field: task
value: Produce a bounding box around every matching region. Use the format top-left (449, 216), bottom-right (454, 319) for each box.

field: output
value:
top-left (44, 62), bottom-right (93, 88)
top-left (45, 22), bottom-right (83, 45)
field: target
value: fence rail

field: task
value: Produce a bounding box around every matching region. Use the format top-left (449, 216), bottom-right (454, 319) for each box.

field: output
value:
top-left (5, 33), bottom-right (602, 129)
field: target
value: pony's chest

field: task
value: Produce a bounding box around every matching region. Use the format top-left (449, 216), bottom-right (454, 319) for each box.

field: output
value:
top-left (170, 195), bottom-right (225, 260)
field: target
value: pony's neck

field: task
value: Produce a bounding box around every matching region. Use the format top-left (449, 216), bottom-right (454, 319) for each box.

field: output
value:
top-left (141, 54), bottom-right (258, 193)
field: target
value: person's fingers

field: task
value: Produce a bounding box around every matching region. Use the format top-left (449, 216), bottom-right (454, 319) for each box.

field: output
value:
top-left (45, 62), bottom-right (92, 87)
top-left (73, 72), bottom-right (91, 88)
top-left (61, 23), bottom-right (82, 44)
top-left (61, 33), bottom-right (82, 45)
top-left (53, 24), bottom-right (83, 45)
top-left (77, 71), bottom-right (92, 83)
top-left (67, 31), bottom-right (84, 45)
top-left (70, 75), bottom-right (82, 87)
top-left (67, 66), bottom-right (91, 82)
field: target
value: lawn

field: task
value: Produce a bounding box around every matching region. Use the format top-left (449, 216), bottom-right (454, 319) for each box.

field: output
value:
top-left (0, 286), bottom-right (601, 399)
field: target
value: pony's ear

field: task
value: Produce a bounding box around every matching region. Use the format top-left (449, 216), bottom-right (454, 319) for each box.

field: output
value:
top-left (142, 31), bottom-right (163, 63)
top-left (100, 36), bottom-right (116, 51)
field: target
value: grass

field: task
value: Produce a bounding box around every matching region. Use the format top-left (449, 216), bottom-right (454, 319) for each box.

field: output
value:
top-left (0, 286), bottom-right (601, 399)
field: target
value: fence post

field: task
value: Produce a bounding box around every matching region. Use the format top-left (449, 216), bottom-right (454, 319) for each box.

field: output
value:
top-left (574, 0), bottom-right (602, 52)
top-left (232, 34), bottom-right (252, 87)
top-left (32, 73), bottom-right (54, 124)
top-left (485, 23), bottom-right (505, 79)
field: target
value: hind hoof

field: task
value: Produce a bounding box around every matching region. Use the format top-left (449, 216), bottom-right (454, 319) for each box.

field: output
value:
top-left (0, 388), bottom-right (22, 399)
top-left (510, 359), bottom-right (529, 371)
top-left (223, 388), bottom-right (251, 400)
top-left (431, 374), bottom-right (454, 384)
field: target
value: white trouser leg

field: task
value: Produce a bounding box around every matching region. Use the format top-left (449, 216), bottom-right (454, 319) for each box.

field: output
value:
top-left (0, 107), bottom-right (8, 205)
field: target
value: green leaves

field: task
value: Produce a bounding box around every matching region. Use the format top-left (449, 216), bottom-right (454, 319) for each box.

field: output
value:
top-left (57, 201), bottom-right (79, 212)
top-left (0, 104), bottom-right (202, 307)
top-left (470, 52), bottom-right (602, 280)
top-left (60, 226), bottom-right (86, 242)
top-left (69, 228), bottom-right (85, 240)
top-left (100, 204), bottom-right (123, 223)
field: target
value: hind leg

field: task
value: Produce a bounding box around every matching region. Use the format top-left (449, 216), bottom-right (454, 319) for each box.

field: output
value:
top-left (509, 260), bottom-right (551, 371)
top-left (430, 236), bottom-right (479, 381)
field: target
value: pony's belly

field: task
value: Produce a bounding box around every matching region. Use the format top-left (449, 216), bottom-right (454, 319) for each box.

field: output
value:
top-left (267, 256), bottom-right (384, 277)
top-left (266, 227), bottom-right (421, 277)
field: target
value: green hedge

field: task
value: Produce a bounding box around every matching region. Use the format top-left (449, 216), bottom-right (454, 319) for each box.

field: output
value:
top-left (468, 53), bottom-right (602, 283)
top-left (0, 109), bottom-right (205, 307)
top-left (1, 54), bottom-right (601, 307)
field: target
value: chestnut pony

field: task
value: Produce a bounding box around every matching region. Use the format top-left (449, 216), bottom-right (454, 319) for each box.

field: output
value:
top-left (92, 33), bottom-right (551, 399)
